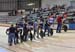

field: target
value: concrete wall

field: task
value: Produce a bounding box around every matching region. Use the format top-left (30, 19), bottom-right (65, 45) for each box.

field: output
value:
top-left (42, 0), bottom-right (72, 8)
top-left (0, 12), bottom-right (8, 16)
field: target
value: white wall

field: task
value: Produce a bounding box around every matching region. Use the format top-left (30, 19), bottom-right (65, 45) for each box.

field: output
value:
top-left (42, 0), bottom-right (72, 8)
top-left (0, 12), bottom-right (8, 16)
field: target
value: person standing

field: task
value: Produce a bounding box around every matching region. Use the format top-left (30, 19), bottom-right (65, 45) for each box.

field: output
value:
top-left (47, 14), bottom-right (54, 36)
top-left (33, 21), bottom-right (38, 39)
top-left (37, 20), bottom-right (40, 39)
top-left (15, 24), bottom-right (19, 44)
top-left (56, 15), bottom-right (62, 33)
top-left (44, 20), bottom-right (50, 36)
top-left (6, 24), bottom-right (16, 46)
top-left (23, 24), bottom-right (28, 42)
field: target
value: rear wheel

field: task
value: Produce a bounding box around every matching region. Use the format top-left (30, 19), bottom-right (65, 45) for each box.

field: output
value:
top-left (50, 28), bottom-right (53, 36)
top-left (63, 25), bottom-right (68, 32)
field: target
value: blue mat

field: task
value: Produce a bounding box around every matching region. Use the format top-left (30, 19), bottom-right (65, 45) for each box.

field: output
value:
top-left (0, 47), bottom-right (8, 52)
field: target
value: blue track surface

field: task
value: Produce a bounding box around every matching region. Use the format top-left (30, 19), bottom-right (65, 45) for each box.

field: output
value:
top-left (0, 47), bottom-right (8, 52)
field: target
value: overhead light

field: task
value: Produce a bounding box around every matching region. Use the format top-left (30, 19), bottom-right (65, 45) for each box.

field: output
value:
top-left (27, 3), bottom-right (35, 6)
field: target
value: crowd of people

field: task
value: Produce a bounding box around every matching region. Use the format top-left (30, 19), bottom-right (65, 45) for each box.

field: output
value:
top-left (6, 12), bottom-right (68, 46)
top-left (5, 4), bottom-right (69, 46)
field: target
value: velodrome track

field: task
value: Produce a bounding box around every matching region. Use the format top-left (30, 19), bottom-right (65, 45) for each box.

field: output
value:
top-left (0, 24), bottom-right (75, 52)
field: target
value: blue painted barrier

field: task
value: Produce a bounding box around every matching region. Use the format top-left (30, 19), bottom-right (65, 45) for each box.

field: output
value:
top-left (69, 23), bottom-right (75, 30)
